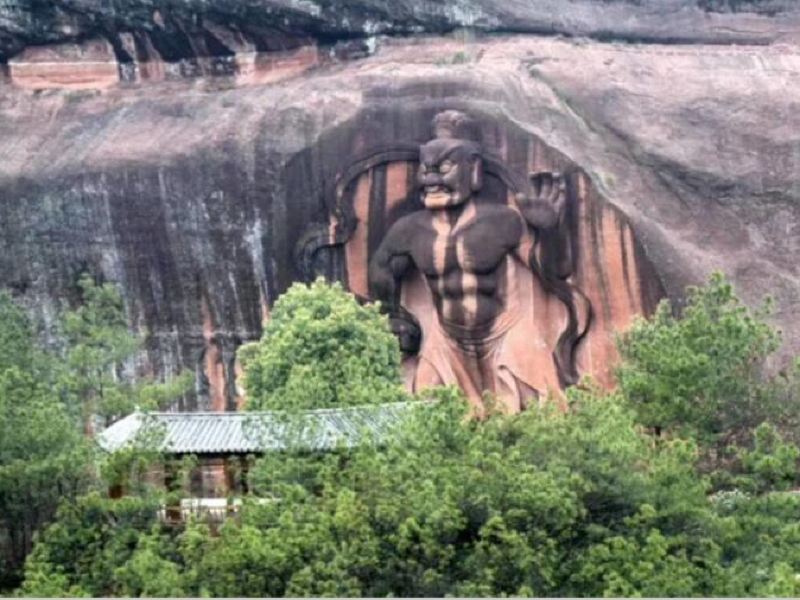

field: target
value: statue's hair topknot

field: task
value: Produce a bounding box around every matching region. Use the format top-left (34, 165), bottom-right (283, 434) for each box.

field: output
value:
top-left (432, 110), bottom-right (480, 142)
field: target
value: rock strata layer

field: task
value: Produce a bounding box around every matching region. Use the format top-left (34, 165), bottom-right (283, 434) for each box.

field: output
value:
top-left (3, 0), bottom-right (800, 65)
top-left (1, 17), bottom-right (798, 409)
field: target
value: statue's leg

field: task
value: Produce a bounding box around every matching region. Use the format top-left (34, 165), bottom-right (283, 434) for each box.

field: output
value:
top-left (415, 347), bottom-right (486, 413)
top-left (413, 357), bottom-right (446, 393)
top-left (494, 365), bottom-right (538, 414)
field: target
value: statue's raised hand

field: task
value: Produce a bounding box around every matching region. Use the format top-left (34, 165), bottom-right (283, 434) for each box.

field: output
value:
top-left (515, 171), bottom-right (566, 229)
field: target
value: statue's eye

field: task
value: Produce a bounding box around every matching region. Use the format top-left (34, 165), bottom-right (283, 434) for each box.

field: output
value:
top-left (439, 161), bottom-right (454, 174)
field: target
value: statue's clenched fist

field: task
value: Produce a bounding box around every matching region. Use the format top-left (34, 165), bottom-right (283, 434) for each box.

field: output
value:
top-left (390, 313), bottom-right (422, 355)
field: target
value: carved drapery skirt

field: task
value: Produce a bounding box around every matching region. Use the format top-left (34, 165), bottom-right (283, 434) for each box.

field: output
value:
top-left (403, 259), bottom-right (566, 414)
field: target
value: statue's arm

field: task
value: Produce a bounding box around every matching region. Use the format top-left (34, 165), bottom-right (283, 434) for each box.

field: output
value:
top-left (368, 226), bottom-right (422, 354)
top-left (369, 244), bottom-right (407, 310)
top-left (512, 215), bottom-right (537, 265)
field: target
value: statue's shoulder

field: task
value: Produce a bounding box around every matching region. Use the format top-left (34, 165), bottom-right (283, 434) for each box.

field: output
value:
top-left (382, 210), bottom-right (431, 242)
top-left (475, 202), bottom-right (524, 229)
top-left (389, 210), bottom-right (429, 230)
top-left (476, 202), bottom-right (517, 217)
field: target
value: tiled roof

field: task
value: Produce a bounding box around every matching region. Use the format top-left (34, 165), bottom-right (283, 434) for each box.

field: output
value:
top-left (97, 402), bottom-right (420, 455)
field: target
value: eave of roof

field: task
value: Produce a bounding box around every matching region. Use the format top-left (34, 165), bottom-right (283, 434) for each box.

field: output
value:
top-left (97, 401), bottom-right (421, 455)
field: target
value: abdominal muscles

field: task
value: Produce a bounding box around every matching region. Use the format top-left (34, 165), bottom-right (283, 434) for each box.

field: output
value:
top-left (429, 269), bottom-right (506, 333)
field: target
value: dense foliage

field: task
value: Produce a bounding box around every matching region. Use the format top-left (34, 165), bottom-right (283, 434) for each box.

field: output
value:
top-left (617, 273), bottom-right (783, 439)
top-left (62, 274), bottom-right (191, 429)
top-left (239, 278), bottom-right (407, 411)
top-left (13, 274), bottom-right (800, 597)
top-left (0, 276), bottom-right (187, 591)
top-left (0, 294), bottom-right (91, 590)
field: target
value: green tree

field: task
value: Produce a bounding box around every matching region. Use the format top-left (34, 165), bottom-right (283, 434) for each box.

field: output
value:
top-left (61, 274), bottom-right (190, 429)
top-left (0, 293), bottom-right (38, 375)
top-left (0, 294), bottom-right (91, 590)
top-left (239, 278), bottom-right (407, 411)
top-left (197, 389), bottom-right (712, 597)
top-left (735, 423), bottom-right (800, 494)
top-left (1, 276), bottom-right (188, 591)
top-left (17, 274), bottom-right (800, 597)
top-left (19, 493), bottom-right (164, 597)
top-left (112, 531), bottom-right (187, 597)
top-left (617, 272), bottom-right (783, 442)
top-left (23, 388), bottom-right (800, 597)
top-left (19, 393), bottom-right (800, 598)
top-left (707, 488), bottom-right (800, 596)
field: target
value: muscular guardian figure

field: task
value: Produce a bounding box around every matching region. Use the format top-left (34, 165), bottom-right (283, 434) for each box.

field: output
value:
top-left (369, 111), bottom-right (569, 412)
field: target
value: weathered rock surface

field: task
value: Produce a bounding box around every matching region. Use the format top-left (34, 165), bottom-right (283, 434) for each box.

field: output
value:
top-left (1, 28), bottom-right (798, 408)
top-left (3, 0), bottom-right (800, 66)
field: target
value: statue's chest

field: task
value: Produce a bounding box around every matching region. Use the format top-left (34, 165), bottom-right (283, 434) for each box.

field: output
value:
top-left (412, 223), bottom-right (511, 275)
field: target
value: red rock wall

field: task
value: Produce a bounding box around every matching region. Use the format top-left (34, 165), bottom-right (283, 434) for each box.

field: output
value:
top-left (14, 35), bottom-right (796, 411)
top-left (571, 173), bottom-right (663, 387)
top-left (9, 39), bottom-right (119, 90)
top-left (6, 37), bottom-right (318, 90)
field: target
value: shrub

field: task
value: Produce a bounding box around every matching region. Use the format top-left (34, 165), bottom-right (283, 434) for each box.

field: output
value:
top-left (240, 278), bottom-right (407, 411)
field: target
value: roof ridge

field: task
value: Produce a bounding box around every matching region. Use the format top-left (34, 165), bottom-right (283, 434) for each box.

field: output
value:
top-left (143, 401), bottom-right (418, 419)
top-left (98, 401), bottom-right (423, 454)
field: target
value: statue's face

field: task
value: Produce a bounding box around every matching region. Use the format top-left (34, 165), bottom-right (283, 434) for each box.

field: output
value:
top-left (418, 138), bottom-right (482, 210)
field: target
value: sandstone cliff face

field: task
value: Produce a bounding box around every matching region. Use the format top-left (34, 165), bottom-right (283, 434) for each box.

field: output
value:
top-left (1, 3), bottom-right (798, 410)
top-left (2, 0), bottom-right (800, 66)
top-left (4, 1), bottom-right (800, 90)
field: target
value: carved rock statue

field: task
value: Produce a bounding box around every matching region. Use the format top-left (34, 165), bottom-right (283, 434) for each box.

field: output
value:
top-left (294, 107), bottom-right (664, 414)
top-left (367, 111), bottom-right (590, 413)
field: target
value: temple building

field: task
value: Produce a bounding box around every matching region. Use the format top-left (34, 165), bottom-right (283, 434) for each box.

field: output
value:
top-left (97, 402), bottom-right (416, 512)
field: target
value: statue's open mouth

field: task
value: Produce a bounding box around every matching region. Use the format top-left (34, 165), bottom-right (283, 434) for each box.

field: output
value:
top-left (423, 185), bottom-right (453, 208)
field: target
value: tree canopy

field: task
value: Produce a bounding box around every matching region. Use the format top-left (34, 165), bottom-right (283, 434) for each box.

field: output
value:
top-left (239, 278), bottom-right (408, 411)
top-left (62, 274), bottom-right (191, 429)
top-left (617, 272), bottom-right (784, 439)
top-left (0, 293), bottom-right (90, 590)
top-left (14, 274), bottom-right (800, 597)
top-left (0, 276), bottom-right (188, 591)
